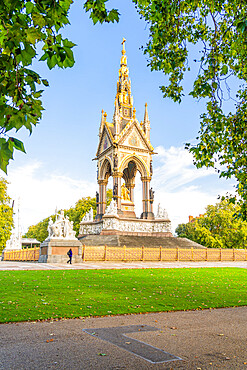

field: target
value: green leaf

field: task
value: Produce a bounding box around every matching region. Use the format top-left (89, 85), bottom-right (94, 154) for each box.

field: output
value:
top-left (39, 53), bottom-right (48, 62)
top-left (63, 39), bottom-right (76, 48)
top-left (221, 65), bottom-right (228, 76)
top-left (26, 2), bottom-right (34, 14)
top-left (42, 79), bottom-right (49, 87)
top-left (9, 138), bottom-right (26, 153)
top-left (47, 55), bottom-right (57, 69)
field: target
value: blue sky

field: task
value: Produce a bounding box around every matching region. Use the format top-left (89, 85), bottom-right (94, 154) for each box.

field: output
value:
top-left (5, 1), bottom-right (235, 233)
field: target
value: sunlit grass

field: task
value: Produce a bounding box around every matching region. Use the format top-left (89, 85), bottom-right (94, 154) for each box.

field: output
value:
top-left (0, 268), bottom-right (246, 323)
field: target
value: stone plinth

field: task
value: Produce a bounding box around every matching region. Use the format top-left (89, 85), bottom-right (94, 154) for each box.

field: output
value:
top-left (120, 200), bottom-right (136, 218)
top-left (39, 239), bottom-right (82, 263)
top-left (79, 214), bottom-right (172, 237)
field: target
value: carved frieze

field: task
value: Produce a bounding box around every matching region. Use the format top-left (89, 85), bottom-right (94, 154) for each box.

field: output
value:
top-left (79, 217), bottom-right (172, 235)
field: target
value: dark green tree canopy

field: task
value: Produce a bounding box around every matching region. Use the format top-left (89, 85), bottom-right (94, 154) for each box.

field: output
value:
top-left (176, 199), bottom-right (247, 249)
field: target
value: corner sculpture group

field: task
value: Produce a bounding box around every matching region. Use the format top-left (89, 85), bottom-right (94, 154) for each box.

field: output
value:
top-left (46, 211), bottom-right (76, 240)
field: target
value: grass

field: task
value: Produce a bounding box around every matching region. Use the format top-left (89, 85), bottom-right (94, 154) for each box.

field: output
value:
top-left (0, 268), bottom-right (246, 323)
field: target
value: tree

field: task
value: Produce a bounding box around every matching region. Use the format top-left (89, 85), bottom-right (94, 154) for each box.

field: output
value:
top-left (0, 177), bottom-right (14, 252)
top-left (175, 199), bottom-right (247, 248)
top-left (0, 0), bottom-right (75, 172)
top-left (24, 215), bottom-right (54, 243)
top-left (24, 189), bottom-right (112, 242)
top-left (2, 0), bottom-right (247, 216)
top-left (132, 0), bottom-right (247, 218)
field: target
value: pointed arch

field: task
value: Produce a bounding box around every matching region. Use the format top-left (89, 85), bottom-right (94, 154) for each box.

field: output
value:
top-left (119, 154), bottom-right (148, 178)
top-left (99, 156), bottom-right (113, 181)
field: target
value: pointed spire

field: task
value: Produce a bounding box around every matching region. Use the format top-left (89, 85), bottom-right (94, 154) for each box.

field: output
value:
top-left (113, 99), bottom-right (120, 137)
top-left (144, 102), bottom-right (149, 122)
top-left (143, 103), bottom-right (150, 139)
top-left (99, 109), bottom-right (105, 136)
top-left (113, 99), bottom-right (120, 121)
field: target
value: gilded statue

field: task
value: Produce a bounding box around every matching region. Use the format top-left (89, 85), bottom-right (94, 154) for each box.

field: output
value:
top-left (121, 183), bottom-right (130, 201)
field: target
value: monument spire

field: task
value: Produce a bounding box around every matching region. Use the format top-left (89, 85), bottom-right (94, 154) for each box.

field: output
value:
top-left (115, 38), bottom-right (134, 122)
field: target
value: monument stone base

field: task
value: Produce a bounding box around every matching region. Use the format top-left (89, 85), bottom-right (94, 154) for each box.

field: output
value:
top-left (39, 239), bottom-right (82, 263)
top-left (79, 214), bottom-right (172, 237)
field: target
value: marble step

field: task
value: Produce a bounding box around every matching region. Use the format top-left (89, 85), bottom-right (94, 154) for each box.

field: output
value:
top-left (78, 235), bottom-right (205, 249)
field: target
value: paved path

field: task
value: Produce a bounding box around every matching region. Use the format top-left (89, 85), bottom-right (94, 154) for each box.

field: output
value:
top-left (0, 307), bottom-right (247, 369)
top-left (0, 260), bottom-right (247, 270)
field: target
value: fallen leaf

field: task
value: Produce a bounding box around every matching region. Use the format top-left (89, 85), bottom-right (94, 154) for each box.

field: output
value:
top-left (98, 353), bottom-right (107, 356)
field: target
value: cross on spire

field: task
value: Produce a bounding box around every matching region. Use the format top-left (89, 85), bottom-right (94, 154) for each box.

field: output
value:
top-left (121, 37), bottom-right (126, 55)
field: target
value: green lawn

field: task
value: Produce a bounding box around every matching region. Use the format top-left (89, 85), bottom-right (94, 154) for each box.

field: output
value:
top-left (0, 268), bottom-right (246, 323)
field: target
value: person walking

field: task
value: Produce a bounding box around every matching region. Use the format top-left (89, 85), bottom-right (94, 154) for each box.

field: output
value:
top-left (67, 248), bottom-right (72, 264)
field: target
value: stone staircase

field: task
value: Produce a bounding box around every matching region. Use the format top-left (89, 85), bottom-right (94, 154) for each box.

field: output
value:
top-left (78, 235), bottom-right (205, 249)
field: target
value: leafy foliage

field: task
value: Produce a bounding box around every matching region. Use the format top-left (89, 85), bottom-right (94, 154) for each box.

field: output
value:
top-left (0, 0), bottom-right (77, 173)
top-left (132, 0), bottom-right (247, 218)
top-left (83, 0), bottom-right (119, 24)
top-left (0, 178), bottom-right (14, 251)
top-left (176, 200), bottom-right (247, 248)
top-left (25, 189), bottom-right (112, 242)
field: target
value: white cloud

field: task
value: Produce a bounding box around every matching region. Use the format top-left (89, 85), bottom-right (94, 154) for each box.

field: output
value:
top-left (6, 161), bottom-right (96, 233)
top-left (152, 145), bottom-right (215, 191)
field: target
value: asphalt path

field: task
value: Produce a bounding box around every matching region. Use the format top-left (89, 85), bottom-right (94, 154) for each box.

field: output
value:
top-left (0, 307), bottom-right (247, 369)
top-left (0, 261), bottom-right (246, 369)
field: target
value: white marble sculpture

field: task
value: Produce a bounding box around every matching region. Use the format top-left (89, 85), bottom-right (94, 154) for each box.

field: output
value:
top-left (89, 208), bottom-right (94, 221)
top-left (82, 208), bottom-right (94, 222)
top-left (105, 199), bottom-right (118, 216)
top-left (4, 232), bottom-right (22, 251)
top-left (156, 203), bottom-right (169, 219)
top-left (82, 212), bottom-right (89, 222)
top-left (46, 211), bottom-right (76, 240)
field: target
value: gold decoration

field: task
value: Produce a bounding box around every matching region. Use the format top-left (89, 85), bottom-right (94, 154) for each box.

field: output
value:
top-left (133, 107), bottom-right (136, 118)
top-left (121, 183), bottom-right (130, 201)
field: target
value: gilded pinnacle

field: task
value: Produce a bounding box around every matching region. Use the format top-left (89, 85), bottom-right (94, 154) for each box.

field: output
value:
top-left (133, 107), bottom-right (136, 118)
top-left (121, 37), bottom-right (126, 55)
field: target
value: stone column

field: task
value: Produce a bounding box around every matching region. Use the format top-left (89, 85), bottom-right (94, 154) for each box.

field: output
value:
top-left (112, 172), bottom-right (122, 213)
top-left (96, 179), bottom-right (107, 221)
top-left (126, 182), bottom-right (135, 203)
top-left (140, 176), bottom-right (154, 219)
